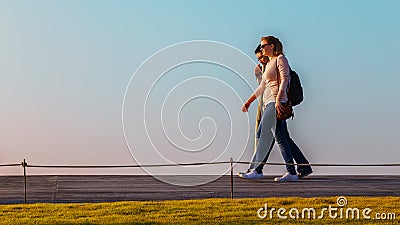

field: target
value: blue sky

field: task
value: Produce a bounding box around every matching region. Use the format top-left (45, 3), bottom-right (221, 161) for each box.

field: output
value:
top-left (1, 0), bottom-right (399, 176)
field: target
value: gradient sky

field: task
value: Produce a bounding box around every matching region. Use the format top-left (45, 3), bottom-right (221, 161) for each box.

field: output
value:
top-left (1, 0), bottom-right (400, 176)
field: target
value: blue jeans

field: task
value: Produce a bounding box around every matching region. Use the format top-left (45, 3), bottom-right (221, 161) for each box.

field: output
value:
top-left (249, 102), bottom-right (276, 172)
top-left (274, 119), bottom-right (311, 175)
top-left (253, 109), bottom-right (312, 175)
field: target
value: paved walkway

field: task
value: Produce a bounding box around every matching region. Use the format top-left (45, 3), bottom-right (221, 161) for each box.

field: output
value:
top-left (0, 175), bottom-right (399, 204)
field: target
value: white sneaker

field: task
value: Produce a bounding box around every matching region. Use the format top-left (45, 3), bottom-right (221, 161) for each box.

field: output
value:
top-left (274, 172), bottom-right (298, 182)
top-left (238, 169), bottom-right (250, 175)
top-left (238, 169), bottom-right (263, 180)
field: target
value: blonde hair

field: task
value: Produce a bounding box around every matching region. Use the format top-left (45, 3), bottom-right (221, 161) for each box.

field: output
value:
top-left (261, 36), bottom-right (284, 56)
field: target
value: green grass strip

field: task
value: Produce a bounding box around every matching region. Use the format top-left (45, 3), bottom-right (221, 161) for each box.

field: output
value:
top-left (0, 197), bottom-right (398, 224)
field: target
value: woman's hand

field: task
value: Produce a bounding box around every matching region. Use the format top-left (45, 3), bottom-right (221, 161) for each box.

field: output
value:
top-left (241, 103), bottom-right (249, 112)
top-left (242, 94), bottom-right (257, 113)
top-left (275, 101), bottom-right (284, 114)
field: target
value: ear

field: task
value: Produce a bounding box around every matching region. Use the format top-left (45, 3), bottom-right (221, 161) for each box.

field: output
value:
top-left (270, 43), bottom-right (275, 49)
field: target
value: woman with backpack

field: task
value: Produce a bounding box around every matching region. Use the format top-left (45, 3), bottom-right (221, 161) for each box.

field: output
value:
top-left (239, 36), bottom-right (313, 182)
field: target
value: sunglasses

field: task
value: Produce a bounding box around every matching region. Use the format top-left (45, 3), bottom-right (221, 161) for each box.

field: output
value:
top-left (260, 43), bottom-right (271, 49)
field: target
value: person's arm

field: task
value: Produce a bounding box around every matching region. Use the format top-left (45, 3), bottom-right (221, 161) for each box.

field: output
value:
top-left (276, 55), bottom-right (290, 103)
top-left (242, 79), bottom-right (266, 112)
top-left (275, 55), bottom-right (290, 114)
top-left (254, 64), bottom-right (263, 84)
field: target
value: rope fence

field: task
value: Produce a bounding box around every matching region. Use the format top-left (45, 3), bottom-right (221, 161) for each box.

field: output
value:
top-left (0, 163), bottom-right (21, 167)
top-left (3, 161), bottom-right (400, 169)
top-left (1, 159), bottom-right (400, 204)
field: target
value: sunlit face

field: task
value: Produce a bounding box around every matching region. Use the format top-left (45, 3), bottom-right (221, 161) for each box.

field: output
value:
top-left (260, 40), bottom-right (274, 57)
top-left (255, 52), bottom-right (268, 64)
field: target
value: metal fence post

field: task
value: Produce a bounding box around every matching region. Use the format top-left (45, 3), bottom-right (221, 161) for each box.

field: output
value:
top-left (22, 159), bottom-right (27, 204)
top-left (230, 157), bottom-right (234, 199)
